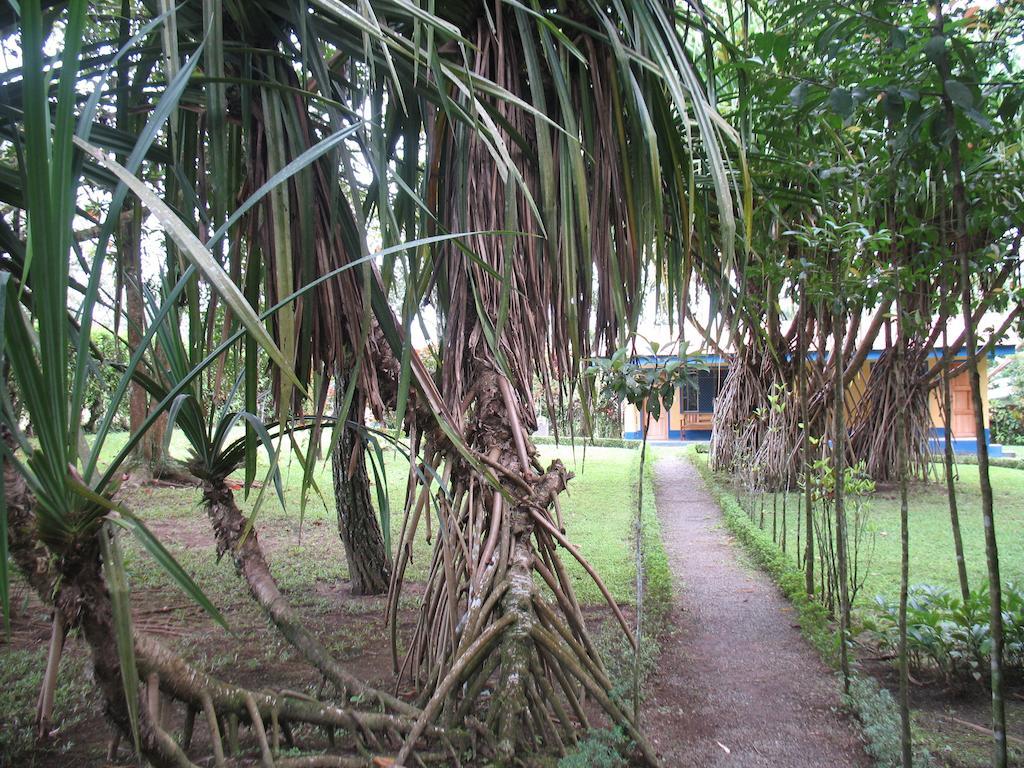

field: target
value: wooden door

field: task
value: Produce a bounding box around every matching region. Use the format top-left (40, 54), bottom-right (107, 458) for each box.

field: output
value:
top-left (644, 410), bottom-right (669, 439)
top-left (951, 385), bottom-right (976, 437)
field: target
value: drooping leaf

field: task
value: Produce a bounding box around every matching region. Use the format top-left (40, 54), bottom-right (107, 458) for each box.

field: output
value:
top-left (73, 136), bottom-right (305, 395)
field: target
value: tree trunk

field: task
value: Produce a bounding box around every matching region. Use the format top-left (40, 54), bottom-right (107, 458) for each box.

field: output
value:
top-left (332, 378), bottom-right (390, 596)
top-left (896, 300), bottom-right (913, 768)
top-left (931, 3), bottom-right (1007, 762)
top-left (832, 269), bottom-right (851, 694)
top-left (800, 280), bottom-right (814, 597)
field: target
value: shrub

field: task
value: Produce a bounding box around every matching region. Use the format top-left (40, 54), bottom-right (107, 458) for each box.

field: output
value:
top-left (558, 727), bottom-right (629, 768)
top-left (844, 676), bottom-right (933, 767)
top-left (863, 582), bottom-right (1024, 685)
top-left (531, 435), bottom-right (640, 449)
top-left (991, 400), bottom-right (1024, 445)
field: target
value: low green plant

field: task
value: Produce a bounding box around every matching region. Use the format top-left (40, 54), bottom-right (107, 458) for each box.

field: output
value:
top-left (0, 647), bottom-right (95, 764)
top-left (991, 400), bottom-right (1024, 446)
top-left (531, 435), bottom-right (640, 449)
top-left (843, 675), bottom-right (933, 768)
top-left (863, 582), bottom-right (1024, 685)
top-left (557, 726), bottom-right (630, 768)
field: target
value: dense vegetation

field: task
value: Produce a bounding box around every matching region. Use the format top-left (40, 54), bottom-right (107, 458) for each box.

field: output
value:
top-left (0, 0), bottom-right (1021, 766)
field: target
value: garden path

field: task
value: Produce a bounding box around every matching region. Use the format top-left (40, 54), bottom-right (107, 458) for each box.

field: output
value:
top-left (644, 453), bottom-right (869, 767)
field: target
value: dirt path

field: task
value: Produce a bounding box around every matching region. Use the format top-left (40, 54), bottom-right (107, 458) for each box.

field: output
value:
top-left (644, 454), bottom-right (868, 767)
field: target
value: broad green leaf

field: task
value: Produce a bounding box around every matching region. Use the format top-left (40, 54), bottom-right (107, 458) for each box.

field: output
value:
top-left (828, 87), bottom-right (853, 119)
top-left (789, 82), bottom-right (809, 108)
top-left (944, 80), bottom-right (974, 110)
top-left (924, 35), bottom-right (946, 64)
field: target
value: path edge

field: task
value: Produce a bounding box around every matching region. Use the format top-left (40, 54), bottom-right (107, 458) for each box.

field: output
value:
top-left (686, 447), bottom-right (905, 767)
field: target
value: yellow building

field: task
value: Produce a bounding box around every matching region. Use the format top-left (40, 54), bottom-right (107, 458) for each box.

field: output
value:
top-left (622, 346), bottom-right (1015, 456)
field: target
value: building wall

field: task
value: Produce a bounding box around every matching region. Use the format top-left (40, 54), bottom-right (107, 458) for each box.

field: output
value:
top-left (622, 354), bottom-right (999, 455)
top-left (623, 364), bottom-right (725, 440)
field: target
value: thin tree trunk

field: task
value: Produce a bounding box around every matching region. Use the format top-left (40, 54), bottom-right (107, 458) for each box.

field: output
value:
top-left (896, 296), bottom-right (913, 768)
top-left (931, 4), bottom-right (1006, 762)
top-left (832, 269), bottom-right (851, 694)
top-left (332, 376), bottom-right (390, 596)
top-left (800, 280), bottom-right (814, 596)
top-left (633, 408), bottom-right (651, 720)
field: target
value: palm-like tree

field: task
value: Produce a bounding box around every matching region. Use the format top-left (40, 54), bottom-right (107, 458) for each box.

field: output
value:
top-left (363, 2), bottom-right (742, 762)
top-left (1, 1), bottom-right (741, 765)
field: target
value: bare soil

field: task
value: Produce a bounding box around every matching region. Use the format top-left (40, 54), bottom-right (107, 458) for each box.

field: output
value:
top-left (644, 454), bottom-right (870, 767)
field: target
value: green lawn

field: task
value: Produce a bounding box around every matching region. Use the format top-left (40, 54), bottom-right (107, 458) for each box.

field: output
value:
top-left (709, 458), bottom-right (1024, 606)
top-left (3, 436), bottom-right (660, 763)
top-left (91, 433), bottom-right (648, 607)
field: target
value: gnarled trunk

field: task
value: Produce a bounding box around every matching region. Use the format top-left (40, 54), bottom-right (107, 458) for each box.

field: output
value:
top-left (388, 366), bottom-right (659, 766)
top-left (202, 478), bottom-right (413, 714)
top-left (332, 378), bottom-right (390, 596)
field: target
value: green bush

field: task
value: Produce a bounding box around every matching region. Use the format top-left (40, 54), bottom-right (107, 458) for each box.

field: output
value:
top-left (991, 400), bottom-right (1024, 445)
top-left (558, 727), bottom-right (629, 768)
top-left (531, 435), bottom-right (640, 449)
top-left (843, 675), bottom-right (933, 767)
top-left (863, 582), bottom-right (1024, 685)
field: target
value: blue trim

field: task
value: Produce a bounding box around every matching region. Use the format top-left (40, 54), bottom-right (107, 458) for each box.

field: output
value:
top-left (927, 427), bottom-right (1003, 457)
top-left (624, 430), bottom-right (643, 440)
top-left (629, 354), bottom-right (731, 365)
top-left (628, 344), bottom-right (1014, 367)
top-left (805, 344), bottom-right (1016, 363)
top-left (683, 429), bottom-right (713, 440)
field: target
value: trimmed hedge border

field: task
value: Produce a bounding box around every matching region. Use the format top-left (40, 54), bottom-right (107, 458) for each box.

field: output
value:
top-left (938, 454), bottom-right (1024, 471)
top-left (531, 435), bottom-right (641, 449)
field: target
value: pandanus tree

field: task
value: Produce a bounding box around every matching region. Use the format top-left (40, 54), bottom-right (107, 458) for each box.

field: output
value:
top-left (365, 3), bottom-right (744, 763)
top-left (1, 1), bottom-right (500, 765)
top-left (1, 1), bottom-right (745, 766)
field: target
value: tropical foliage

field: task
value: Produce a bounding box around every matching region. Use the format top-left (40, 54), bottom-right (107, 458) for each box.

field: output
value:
top-left (0, 0), bottom-right (1021, 766)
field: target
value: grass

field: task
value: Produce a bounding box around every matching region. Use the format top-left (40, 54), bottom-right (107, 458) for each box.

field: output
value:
top-left (0, 648), bottom-right (96, 765)
top-left (91, 433), bottom-right (653, 607)
top-left (2, 433), bottom-right (671, 766)
top-left (705, 460), bottom-right (1024, 606)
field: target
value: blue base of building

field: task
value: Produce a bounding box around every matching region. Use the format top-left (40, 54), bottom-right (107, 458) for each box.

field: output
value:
top-left (928, 428), bottom-right (1002, 458)
top-left (623, 427), bottom-right (1002, 455)
top-left (622, 429), bottom-right (711, 441)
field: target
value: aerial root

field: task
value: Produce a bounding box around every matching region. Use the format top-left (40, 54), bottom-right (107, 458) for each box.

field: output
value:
top-left (202, 479), bottom-right (417, 718)
top-left (394, 581), bottom-right (660, 766)
top-left (394, 613), bottom-right (515, 765)
top-left (129, 633), bottom-right (464, 766)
